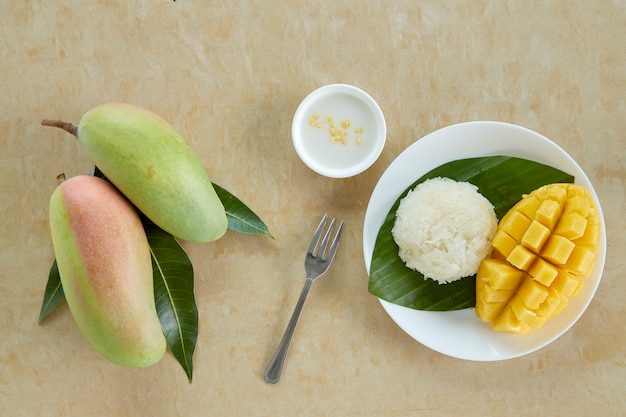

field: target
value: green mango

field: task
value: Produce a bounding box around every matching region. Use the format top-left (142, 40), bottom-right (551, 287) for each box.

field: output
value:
top-left (42, 103), bottom-right (227, 242)
top-left (49, 175), bottom-right (166, 368)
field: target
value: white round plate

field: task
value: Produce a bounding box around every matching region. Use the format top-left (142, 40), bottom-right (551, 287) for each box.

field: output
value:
top-left (363, 121), bottom-right (606, 361)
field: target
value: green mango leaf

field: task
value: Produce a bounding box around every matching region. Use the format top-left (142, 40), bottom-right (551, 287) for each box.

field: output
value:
top-left (143, 218), bottom-right (197, 382)
top-left (38, 260), bottom-right (65, 323)
top-left (39, 167), bottom-right (271, 381)
top-left (96, 166), bottom-right (273, 237)
top-left (214, 183), bottom-right (274, 238)
top-left (368, 156), bottom-right (575, 311)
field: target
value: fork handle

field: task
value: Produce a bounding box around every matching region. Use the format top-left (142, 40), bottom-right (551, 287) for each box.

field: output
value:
top-left (264, 278), bottom-right (314, 384)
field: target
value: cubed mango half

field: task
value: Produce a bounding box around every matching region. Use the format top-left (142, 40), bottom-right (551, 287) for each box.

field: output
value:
top-left (475, 183), bottom-right (601, 334)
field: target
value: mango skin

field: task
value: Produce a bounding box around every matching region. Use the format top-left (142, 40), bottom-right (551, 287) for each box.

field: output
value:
top-left (49, 175), bottom-right (166, 367)
top-left (77, 103), bottom-right (227, 242)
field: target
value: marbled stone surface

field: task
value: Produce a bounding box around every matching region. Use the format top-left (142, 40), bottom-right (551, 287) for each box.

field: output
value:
top-left (1, 1), bottom-right (624, 416)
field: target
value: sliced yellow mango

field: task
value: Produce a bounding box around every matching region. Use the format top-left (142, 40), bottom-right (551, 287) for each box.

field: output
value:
top-left (507, 244), bottom-right (536, 270)
top-left (480, 285), bottom-right (515, 303)
top-left (528, 257), bottom-right (559, 287)
top-left (564, 246), bottom-right (595, 277)
top-left (476, 258), bottom-right (525, 290)
top-left (492, 230), bottom-right (518, 258)
top-left (510, 294), bottom-right (547, 329)
top-left (476, 183), bottom-right (601, 334)
top-left (492, 306), bottom-right (530, 334)
top-left (550, 270), bottom-right (581, 297)
top-left (554, 212), bottom-right (587, 240)
top-left (515, 195), bottom-right (542, 219)
top-left (536, 287), bottom-right (562, 319)
top-left (535, 199), bottom-right (562, 230)
top-left (501, 211), bottom-right (532, 242)
top-left (476, 293), bottom-right (507, 323)
top-left (517, 276), bottom-right (549, 310)
top-left (521, 220), bottom-right (551, 253)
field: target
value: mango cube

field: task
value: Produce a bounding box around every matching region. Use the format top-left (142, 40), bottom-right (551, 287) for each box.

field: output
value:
top-left (517, 276), bottom-right (549, 310)
top-left (475, 293), bottom-right (507, 322)
top-left (541, 235), bottom-right (575, 265)
top-left (550, 270), bottom-right (580, 297)
top-left (535, 199), bottom-right (562, 230)
top-left (492, 230), bottom-right (518, 258)
top-left (507, 244), bottom-right (536, 270)
top-left (554, 212), bottom-right (587, 240)
top-left (563, 194), bottom-right (590, 217)
top-left (574, 213), bottom-right (600, 251)
top-left (476, 258), bottom-right (524, 290)
top-left (515, 195), bottom-right (541, 219)
top-left (492, 306), bottom-right (530, 334)
top-left (536, 287), bottom-right (562, 319)
top-left (521, 220), bottom-right (551, 252)
top-left (501, 211), bottom-right (532, 242)
top-left (528, 257), bottom-right (559, 286)
top-left (564, 246), bottom-right (595, 277)
top-left (510, 294), bottom-right (547, 329)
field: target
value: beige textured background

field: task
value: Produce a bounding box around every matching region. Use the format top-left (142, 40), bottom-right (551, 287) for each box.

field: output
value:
top-left (1, 1), bottom-right (624, 416)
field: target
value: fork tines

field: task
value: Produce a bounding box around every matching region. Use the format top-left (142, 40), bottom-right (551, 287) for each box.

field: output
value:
top-left (308, 214), bottom-right (344, 260)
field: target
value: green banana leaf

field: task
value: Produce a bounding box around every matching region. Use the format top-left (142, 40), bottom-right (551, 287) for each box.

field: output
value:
top-left (368, 156), bottom-right (575, 311)
top-left (39, 168), bottom-right (272, 381)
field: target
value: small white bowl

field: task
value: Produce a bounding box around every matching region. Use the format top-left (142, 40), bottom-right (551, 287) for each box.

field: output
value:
top-left (292, 84), bottom-right (386, 178)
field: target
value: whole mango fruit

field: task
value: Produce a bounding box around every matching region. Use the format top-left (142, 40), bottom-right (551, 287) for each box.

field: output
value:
top-left (42, 103), bottom-right (228, 242)
top-left (49, 175), bottom-right (166, 367)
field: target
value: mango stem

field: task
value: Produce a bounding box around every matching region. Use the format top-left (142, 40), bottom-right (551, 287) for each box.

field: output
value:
top-left (56, 173), bottom-right (66, 184)
top-left (41, 119), bottom-right (78, 137)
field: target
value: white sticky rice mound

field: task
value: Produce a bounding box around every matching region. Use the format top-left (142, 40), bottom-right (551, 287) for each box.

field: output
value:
top-left (392, 177), bottom-right (498, 284)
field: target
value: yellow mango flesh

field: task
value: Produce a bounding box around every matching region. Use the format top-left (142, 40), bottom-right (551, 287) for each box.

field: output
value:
top-left (476, 183), bottom-right (601, 333)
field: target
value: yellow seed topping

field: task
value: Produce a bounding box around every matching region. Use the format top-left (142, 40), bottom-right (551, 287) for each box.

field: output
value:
top-left (308, 113), bottom-right (364, 146)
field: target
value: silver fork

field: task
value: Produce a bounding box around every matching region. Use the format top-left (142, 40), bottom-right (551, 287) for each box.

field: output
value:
top-left (264, 214), bottom-right (344, 384)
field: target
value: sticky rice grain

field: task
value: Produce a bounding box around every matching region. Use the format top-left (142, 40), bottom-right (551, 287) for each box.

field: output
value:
top-left (392, 177), bottom-right (498, 284)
